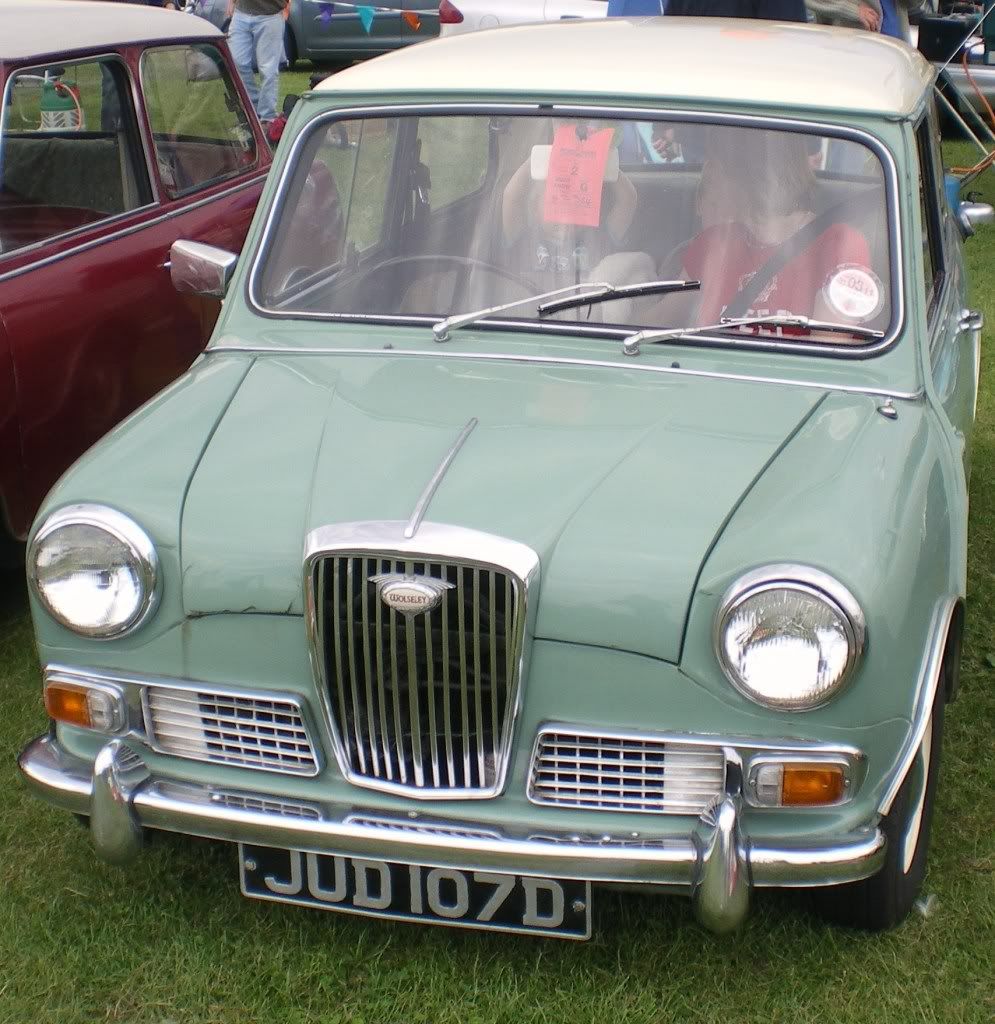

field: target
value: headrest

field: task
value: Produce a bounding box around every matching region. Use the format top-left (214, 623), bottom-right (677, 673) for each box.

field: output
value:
top-left (529, 144), bottom-right (620, 184)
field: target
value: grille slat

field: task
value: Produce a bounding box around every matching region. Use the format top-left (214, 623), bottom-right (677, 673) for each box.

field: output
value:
top-left (146, 686), bottom-right (318, 776)
top-left (529, 731), bottom-right (725, 815)
top-left (316, 554), bottom-right (522, 795)
top-left (360, 557), bottom-right (380, 777)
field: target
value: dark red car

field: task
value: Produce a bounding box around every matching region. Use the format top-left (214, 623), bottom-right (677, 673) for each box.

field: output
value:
top-left (0, 1), bottom-right (271, 561)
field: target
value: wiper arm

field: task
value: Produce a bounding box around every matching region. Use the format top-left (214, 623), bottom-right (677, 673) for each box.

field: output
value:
top-left (535, 278), bottom-right (700, 317)
top-left (433, 281), bottom-right (613, 342)
top-left (621, 313), bottom-right (886, 357)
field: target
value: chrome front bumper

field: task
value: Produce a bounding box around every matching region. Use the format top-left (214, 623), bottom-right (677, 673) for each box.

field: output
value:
top-left (18, 733), bottom-right (885, 934)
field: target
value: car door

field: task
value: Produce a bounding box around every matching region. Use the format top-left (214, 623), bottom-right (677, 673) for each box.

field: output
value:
top-left (299, 0), bottom-right (403, 58)
top-left (920, 103), bottom-right (977, 473)
top-left (0, 45), bottom-right (268, 538)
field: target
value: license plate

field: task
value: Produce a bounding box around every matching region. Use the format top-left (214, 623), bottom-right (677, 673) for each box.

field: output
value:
top-left (239, 844), bottom-right (592, 940)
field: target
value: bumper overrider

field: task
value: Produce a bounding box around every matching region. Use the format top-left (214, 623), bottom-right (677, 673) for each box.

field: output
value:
top-left (18, 732), bottom-right (885, 934)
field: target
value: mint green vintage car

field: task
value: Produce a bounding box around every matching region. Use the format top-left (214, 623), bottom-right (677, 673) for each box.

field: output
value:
top-left (18, 19), bottom-right (990, 938)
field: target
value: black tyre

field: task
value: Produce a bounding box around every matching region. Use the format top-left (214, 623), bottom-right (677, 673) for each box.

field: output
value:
top-left (812, 682), bottom-right (945, 931)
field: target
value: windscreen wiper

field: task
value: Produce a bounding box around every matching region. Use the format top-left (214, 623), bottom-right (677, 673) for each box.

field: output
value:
top-left (621, 313), bottom-right (885, 357)
top-left (535, 279), bottom-right (700, 317)
top-left (432, 279), bottom-right (699, 342)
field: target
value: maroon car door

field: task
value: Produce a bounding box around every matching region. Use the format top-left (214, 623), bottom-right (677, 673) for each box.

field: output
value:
top-left (0, 43), bottom-right (269, 539)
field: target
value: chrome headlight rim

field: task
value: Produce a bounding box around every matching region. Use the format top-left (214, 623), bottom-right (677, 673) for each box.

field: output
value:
top-left (713, 564), bottom-right (866, 712)
top-left (28, 503), bottom-right (159, 639)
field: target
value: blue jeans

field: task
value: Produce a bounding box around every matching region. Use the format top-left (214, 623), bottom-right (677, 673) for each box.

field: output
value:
top-left (229, 9), bottom-right (284, 121)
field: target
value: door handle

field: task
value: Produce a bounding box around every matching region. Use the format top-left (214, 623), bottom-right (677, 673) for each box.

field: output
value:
top-left (959, 308), bottom-right (983, 333)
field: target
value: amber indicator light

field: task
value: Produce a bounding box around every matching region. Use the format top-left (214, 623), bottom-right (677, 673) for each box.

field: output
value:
top-left (44, 683), bottom-right (92, 729)
top-left (781, 764), bottom-right (846, 806)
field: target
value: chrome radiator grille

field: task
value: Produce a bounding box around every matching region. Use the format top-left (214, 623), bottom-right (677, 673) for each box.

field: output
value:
top-left (144, 686), bottom-right (318, 776)
top-left (529, 731), bottom-right (726, 814)
top-left (313, 555), bottom-right (523, 795)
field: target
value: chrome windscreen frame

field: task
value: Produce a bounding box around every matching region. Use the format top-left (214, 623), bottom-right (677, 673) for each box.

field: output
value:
top-left (303, 520), bottom-right (541, 801)
top-left (246, 101), bottom-right (905, 361)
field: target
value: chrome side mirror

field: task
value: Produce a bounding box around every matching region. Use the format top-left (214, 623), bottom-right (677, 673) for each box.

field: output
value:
top-left (957, 200), bottom-right (994, 238)
top-left (170, 240), bottom-right (237, 298)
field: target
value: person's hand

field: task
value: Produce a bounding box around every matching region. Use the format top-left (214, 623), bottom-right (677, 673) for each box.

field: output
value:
top-left (857, 4), bottom-right (881, 30)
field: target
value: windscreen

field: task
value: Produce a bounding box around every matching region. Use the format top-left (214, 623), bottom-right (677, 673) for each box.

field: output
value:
top-left (256, 114), bottom-right (893, 346)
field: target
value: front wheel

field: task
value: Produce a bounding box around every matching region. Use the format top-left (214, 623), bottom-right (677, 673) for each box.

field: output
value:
top-left (812, 683), bottom-right (944, 930)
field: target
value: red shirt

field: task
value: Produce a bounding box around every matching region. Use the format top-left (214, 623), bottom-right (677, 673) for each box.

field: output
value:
top-left (683, 221), bottom-right (871, 323)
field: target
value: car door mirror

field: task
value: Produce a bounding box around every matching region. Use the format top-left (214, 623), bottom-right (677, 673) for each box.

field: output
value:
top-left (957, 200), bottom-right (994, 237)
top-left (170, 239), bottom-right (237, 297)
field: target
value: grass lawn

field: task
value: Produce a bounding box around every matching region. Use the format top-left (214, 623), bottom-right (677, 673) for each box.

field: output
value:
top-left (0, 102), bottom-right (993, 1022)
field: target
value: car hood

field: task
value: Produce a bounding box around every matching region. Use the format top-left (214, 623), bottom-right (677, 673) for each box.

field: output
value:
top-left (181, 353), bottom-right (824, 662)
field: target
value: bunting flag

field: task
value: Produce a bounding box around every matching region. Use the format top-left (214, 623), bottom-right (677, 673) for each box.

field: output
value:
top-left (307, 0), bottom-right (439, 29)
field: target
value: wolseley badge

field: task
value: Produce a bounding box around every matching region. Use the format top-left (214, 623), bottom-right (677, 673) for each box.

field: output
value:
top-left (369, 573), bottom-right (454, 616)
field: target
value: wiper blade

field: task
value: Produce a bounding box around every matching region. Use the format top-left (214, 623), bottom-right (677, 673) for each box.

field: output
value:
top-left (535, 278), bottom-right (700, 317)
top-left (433, 281), bottom-right (614, 342)
top-left (621, 313), bottom-right (885, 357)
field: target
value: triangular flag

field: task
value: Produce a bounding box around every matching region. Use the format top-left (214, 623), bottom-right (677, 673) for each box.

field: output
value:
top-left (357, 5), bottom-right (375, 32)
top-left (318, 1), bottom-right (333, 22)
top-left (401, 9), bottom-right (421, 29)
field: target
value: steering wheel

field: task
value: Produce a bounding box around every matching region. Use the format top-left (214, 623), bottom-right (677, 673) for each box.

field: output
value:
top-left (360, 253), bottom-right (536, 309)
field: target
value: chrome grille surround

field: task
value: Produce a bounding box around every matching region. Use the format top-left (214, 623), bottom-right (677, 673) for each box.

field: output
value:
top-left (304, 522), bottom-right (540, 800)
top-left (529, 727), bottom-right (728, 815)
top-left (143, 683), bottom-right (319, 777)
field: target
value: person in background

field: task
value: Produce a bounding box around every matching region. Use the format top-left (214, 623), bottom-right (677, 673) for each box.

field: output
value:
top-left (806, 0), bottom-right (882, 31)
top-left (226, 0), bottom-right (291, 126)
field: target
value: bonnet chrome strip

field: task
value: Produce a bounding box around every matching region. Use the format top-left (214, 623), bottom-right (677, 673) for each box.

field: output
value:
top-left (208, 345), bottom-right (924, 402)
top-left (404, 417), bottom-right (478, 540)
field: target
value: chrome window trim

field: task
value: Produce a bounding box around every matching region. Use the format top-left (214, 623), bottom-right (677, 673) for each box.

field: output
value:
top-left (0, 51), bottom-right (160, 264)
top-left (0, 173), bottom-right (265, 286)
top-left (247, 101), bottom-right (904, 360)
top-left (744, 752), bottom-right (857, 808)
top-left (29, 504), bottom-right (160, 639)
top-left (138, 41), bottom-right (260, 199)
top-left (303, 520), bottom-right (540, 800)
top-left (713, 564), bottom-right (867, 712)
top-left (207, 344), bottom-right (924, 403)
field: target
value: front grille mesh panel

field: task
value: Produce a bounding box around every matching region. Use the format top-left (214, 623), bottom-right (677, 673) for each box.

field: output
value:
top-left (315, 556), bottom-right (522, 793)
top-left (146, 686), bottom-right (318, 776)
top-left (529, 732), bottom-right (726, 814)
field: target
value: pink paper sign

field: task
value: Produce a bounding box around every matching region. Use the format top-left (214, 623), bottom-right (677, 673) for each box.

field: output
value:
top-left (542, 125), bottom-right (614, 228)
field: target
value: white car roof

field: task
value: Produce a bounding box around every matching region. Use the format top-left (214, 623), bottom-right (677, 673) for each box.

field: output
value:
top-left (318, 17), bottom-right (935, 118)
top-left (2, 1), bottom-right (222, 62)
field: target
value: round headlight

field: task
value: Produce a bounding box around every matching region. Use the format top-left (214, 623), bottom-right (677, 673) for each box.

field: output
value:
top-left (29, 505), bottom-right (158, 638)
top-left (715, 567), bottom-right (865, 711)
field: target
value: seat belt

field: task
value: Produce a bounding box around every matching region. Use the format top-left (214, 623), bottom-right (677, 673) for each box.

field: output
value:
top-left (722, 190), bottom-right (877, 319)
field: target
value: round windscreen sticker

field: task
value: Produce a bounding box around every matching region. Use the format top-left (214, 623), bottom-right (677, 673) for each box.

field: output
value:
top-left (823, 265), bottom-right (884, 323)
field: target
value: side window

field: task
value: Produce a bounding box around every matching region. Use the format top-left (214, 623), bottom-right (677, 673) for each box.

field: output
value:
top-left (417, 117), bottom-right (490, 210)
top-left (915, 118), bottom-right (944, 319)
top-left (0, 58), bottom-right (152, 256)
top-left (141, 44), bottom-right (257, 199)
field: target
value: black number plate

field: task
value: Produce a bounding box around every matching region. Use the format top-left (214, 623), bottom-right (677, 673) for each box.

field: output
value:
top-left (239, 844), bottom-right (592, 939)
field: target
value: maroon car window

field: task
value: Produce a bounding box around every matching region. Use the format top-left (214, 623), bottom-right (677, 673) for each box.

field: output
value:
top-left (0, 58), bottom-right (152, 257)
top-left (141, 44), bottom-right (257, 200)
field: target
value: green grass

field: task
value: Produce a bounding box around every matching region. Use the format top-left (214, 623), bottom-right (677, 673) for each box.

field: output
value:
top-left (1, 127), bottom-right (994, 1023)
